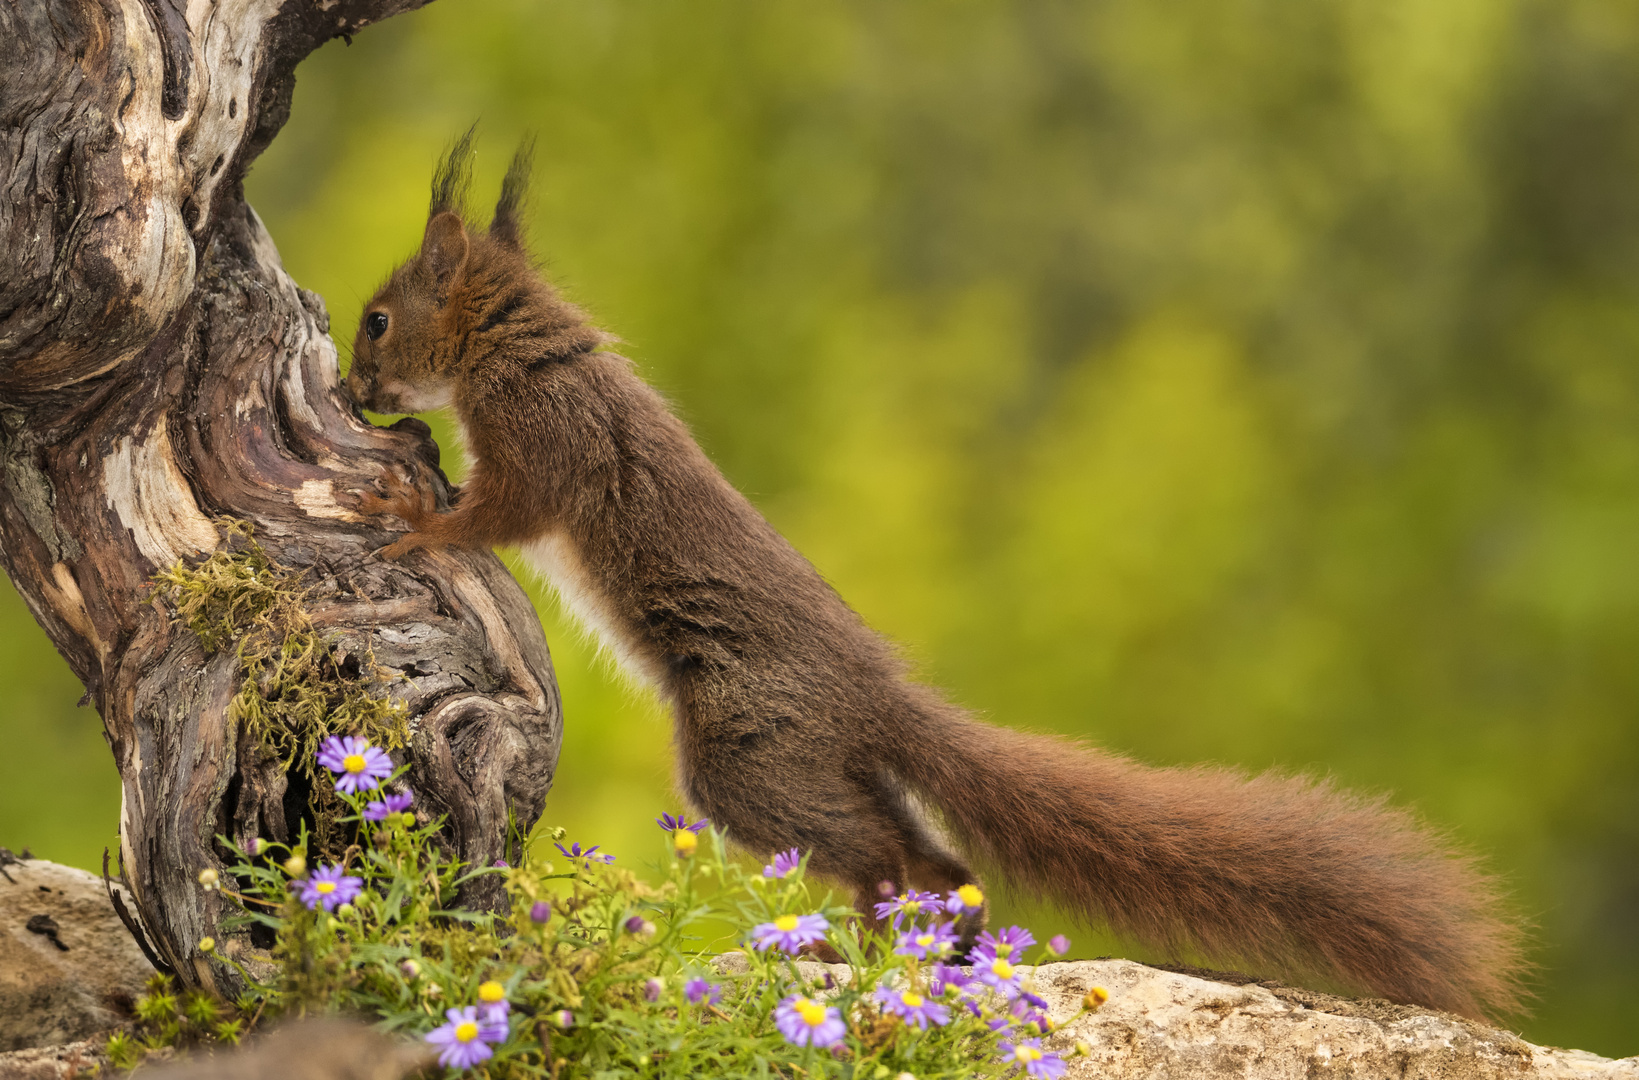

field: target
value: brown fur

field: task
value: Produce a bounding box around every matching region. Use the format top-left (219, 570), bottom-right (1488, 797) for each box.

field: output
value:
top-left (345, 138), bottom-right (1527, 1020)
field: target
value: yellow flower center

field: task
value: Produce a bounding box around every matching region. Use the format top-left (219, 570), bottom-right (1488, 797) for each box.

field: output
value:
top-left (996, 942), bottom-right (1014, 957)
top-left (342, 753), bottom-right (367, 774)
top-left (957, 884), bottom-right (984, 907)
top-left (990, 959), bottom-right (1014, 980)
top-left (455, 1022), bottom-right (478, 1043)
top-left (315, 880), bottom-right (336, 895)
top-left (774, 914), bottom-right (800, 932)
top-left (901, 992), bottom-right (924, 1008)
top-left (478, 981), bottom-right (506, 1002)
top-left (901, 896), bottom-right (921, 912)
top-left (916, 933), bottom-right (935, 947)
top-left (795, 1000), bottom-right (828, 1027)
top-left (673, 830), bottom-right (698, 855)
top-left (1014, 1046), bottom-right (1042, 1063)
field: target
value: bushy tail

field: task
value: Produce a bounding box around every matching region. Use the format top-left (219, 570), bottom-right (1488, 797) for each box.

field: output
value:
top-left (895, 709), bottom-right (1527, 1019)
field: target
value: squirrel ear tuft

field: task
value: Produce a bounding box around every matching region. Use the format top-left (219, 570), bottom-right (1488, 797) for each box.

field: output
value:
top-left (431, 124), bottom-right (478, 219)
top-left (491, 137), bottom-right (536, 249)
top-left (423, 211), bottom-right (470, 295)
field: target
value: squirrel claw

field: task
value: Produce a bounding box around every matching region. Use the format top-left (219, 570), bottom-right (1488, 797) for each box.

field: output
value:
top-left (376, 534), bottom-right (426, 561)
top-left (360, 469), bottom-right (436, 527)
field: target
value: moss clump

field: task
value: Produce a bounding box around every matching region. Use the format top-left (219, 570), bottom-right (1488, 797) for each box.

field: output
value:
top-left (153, 519), bottom-right (409, 845)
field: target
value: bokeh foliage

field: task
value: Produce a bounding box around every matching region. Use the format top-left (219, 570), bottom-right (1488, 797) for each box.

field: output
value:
top-left (3, 0), bottom-right (1637, 1054)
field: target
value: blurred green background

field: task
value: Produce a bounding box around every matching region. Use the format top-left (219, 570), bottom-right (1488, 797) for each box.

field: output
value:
top-left (3, 0), bottom-right (1637, 1053)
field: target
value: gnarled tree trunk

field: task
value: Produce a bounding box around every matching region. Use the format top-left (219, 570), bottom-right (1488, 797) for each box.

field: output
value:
top-left (0, 0), bottom-right (560, 992)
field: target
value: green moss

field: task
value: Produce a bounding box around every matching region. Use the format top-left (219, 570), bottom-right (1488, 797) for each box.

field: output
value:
top-left (153, 519), bottom-right (410, 847)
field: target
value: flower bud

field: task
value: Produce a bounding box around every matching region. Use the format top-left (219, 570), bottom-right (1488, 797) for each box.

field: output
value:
top-left (644, 978), bottom-right (663, 1002)
top-left (552, 1009), bottom-right (574, 1029)
top-left (1074, 1040), bottom-right (1093, 1057)
top-left (530, 900), bottom-right (553, 924)
top-left (197, 868), bottom-right (219, 890)
top-left (877, 879), bottom-right (897, 898)
top-left (492, 859), bottom-right (510, 869)
top-left (336, 902), bottom-right (355, 917)
top-left (283, 854), bottom-right (306, 877)
top-left (624, 915), bottom-right (654, 936)
top-left (1084, 986), bottom-right (1110, 1011)
top-left (1047, 934), bottom-right (1070, 956)
top-left (401, 959), bottom-right (421, 979)
top-left (197, 936), bottom-right (216, 953)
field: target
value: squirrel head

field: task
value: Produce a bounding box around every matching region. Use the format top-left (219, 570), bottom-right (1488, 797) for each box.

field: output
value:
top-left (346, 130), bottom-right (538, 414)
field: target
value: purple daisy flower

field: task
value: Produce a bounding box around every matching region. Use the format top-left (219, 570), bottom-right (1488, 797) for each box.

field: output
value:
top-left (363, 789), bottom-right (414, 822)
top-left (684, 978), bottom-right (723, 1005)
top-left (871, 888), bottom-right (941, 923)
top-left (762, 848), bottom-right (803, 879)
top-left (751, 912), bottom-right (829, 954)
top-left (945, 883), bottom-right (985, 916)
top-left (975, 953), bottom-right (1024, 998)
top-left (477, 980), bottom-right (510, 1024)
top-left (929, 962), bottom-right (973, 997)
top-left (893, 920), bottom-right (959, 960)
top-left (996, 995), bottom-right (1050, 1035)
top-left (424, 1006), bottom-right (508, 1069)
top-left (974, 925), bottom-right (1036, 962)
top-left (555, 841), bottom-right (614, 864)
top-left (874, 985), bottom-right (951, 1030)
top-left (773, 994), bottom-right (847, 1049)
top-left (295, 863), bottom-right (363, 912)
top-left (316, 735), bottom-right (395, 794)
top-left (999, 1037), bottom-right (1067, 1079)
top-left (655, 812), bottom-right (709, 833)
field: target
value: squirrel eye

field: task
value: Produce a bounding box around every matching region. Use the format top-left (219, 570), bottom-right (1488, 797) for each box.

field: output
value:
top-left (366, 312), bottom-right (389, 340)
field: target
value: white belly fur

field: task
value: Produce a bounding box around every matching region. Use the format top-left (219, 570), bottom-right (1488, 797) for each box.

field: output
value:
top-left (518, 531), bottom-right (666, 690)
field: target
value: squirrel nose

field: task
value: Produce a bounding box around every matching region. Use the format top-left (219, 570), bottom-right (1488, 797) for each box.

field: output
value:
top-left (345, 369), bottom-right (373, 405)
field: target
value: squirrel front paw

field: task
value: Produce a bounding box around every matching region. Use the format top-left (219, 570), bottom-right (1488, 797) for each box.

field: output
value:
top-left (358, 469), bottom-right (435, 528)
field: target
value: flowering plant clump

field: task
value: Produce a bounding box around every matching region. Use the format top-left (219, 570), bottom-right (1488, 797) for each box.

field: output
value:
top-left (119, 732), bottom-right (1091, 1078)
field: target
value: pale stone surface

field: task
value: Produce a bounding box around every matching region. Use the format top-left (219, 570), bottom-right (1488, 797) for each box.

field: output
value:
top-left (1035, 960), bottom-right (1639, 1080)
top-left (0, 856), bottom-right (155, 1052)
top-left (133, 1019), bottom-right (434, 1080)
top-left (0, 1038), bottom-right (107, 1080)
top-left (718, 953), bottom-right (1639, 1079)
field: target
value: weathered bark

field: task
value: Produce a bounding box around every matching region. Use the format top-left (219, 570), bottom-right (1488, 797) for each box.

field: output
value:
top-left (0, 0), bottom-right (561, 992)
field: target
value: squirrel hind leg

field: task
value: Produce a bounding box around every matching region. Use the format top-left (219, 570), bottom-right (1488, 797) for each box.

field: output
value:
top-left (866, 771), bottom-right (990, 948)
top-left (904, 845), bottom-right (988, 951)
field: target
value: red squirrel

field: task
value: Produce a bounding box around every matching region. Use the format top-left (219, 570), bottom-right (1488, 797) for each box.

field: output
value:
top-left (347, 134), bottom-right (1525, 1019)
